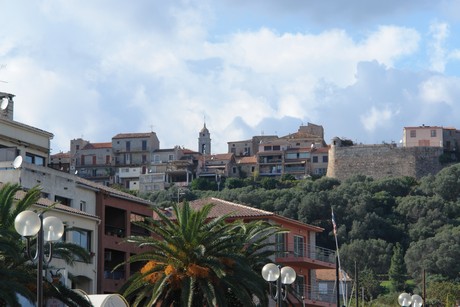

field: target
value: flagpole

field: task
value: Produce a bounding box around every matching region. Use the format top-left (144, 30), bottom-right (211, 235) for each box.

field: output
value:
top-left (332, 208), bottom-right (346, 306)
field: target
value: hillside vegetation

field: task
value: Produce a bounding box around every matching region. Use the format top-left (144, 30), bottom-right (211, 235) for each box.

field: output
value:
top-left (144, 165), bottom-right (460, 304)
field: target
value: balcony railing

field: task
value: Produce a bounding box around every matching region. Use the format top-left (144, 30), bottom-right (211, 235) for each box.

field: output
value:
top-left (276, 243), bottom-right (336, 265)
top-left (291, 283), bottom-right (337, 304)
top-left (105, 225), bottom-right (125, 238)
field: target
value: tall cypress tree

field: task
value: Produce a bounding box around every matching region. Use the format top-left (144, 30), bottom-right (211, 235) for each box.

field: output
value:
top-left (389, 243), bottom-right (407, 292)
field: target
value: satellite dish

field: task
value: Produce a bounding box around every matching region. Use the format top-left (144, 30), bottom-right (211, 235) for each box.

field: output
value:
top-left (13, 156), bottom-right (23, 169)
top-left (0, 97), bottom-right (8, 110)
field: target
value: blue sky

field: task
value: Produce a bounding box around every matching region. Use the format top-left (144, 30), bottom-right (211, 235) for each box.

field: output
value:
top-left (1, 1), bottom-right (460, 154)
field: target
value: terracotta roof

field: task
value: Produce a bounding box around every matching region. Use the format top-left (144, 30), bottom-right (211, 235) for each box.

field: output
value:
top-left (237, 156), bottom-right (257, 164)
top-left (316, 269), bottom-right (352, 282)
top-left (206, 153), bottom-right (234, 161)
top-left (311, 146), bottom-right (330, 153)
top-left (182, 148), bottom-right (198, 154)
top-left (189, 197), bottom-right (275, 219)
top-left (188, 197), bottom-right (324, 232)
top-left (82, 142), bottom-right (112, 150)
top-left (51, 152), bottom-right (70, 158)
top-left (112, 132), bottom-right (155, 139)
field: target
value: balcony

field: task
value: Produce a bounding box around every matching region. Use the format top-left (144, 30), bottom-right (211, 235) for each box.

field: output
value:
top-left (289, 283), bottom-right (337, 307)
top-left (276, 244), bottom-right (336, 269)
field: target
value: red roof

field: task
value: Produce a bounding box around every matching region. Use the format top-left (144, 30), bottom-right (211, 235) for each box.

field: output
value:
top-left (188, 197), bottom-right (324, 232)
top-left (206, 153), bottom-right (234, 161)
top-left (237, 156), bottom-right (257, 164)
top-left (51, 152), bottom-right (70, 159)
top-left (82, 142), bottom-right (112, 150)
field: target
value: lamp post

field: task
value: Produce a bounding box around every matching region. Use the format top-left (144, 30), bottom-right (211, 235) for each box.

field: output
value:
top-left (14, 210), bottom-right (64, 307)
top-left (261, 263), bottom-right (296, 307)
top-left (398, 292), bottom-right (423, 307)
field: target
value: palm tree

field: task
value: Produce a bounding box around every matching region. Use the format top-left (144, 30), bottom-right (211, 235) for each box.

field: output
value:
top-left (118, 201), bottom-right (284, 306)
top-left (0, 183), bottom-right (92, 307)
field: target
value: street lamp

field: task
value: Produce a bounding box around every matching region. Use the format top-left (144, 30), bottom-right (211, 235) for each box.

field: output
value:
top-left (261, 263), bottom-right (296, 307)
top-left (14, 210), bottom-right (64, 307)
top-left (398, 292), bottom-right (423, 307)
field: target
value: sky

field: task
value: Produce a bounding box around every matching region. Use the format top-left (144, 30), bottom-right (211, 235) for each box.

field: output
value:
top-left (1, 1), bottom-right (460, 154)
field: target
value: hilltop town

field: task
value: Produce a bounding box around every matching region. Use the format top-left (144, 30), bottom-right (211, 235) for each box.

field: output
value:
top-left (1, 91), bottom-right (458, 305)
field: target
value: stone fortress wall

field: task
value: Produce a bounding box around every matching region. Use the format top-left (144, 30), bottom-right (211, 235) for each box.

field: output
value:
top-left (327, 137), bottom-right (445, 181)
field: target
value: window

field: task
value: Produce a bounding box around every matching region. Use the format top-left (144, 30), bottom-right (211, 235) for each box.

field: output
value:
top-left (55, 195), bottom-right (71, 206)
top-left (153, 155), bottom-right (160, 163)
top-left (124, 153), bottom-right (131, 164)
top-left (294, 235), bottom-right (304, 257)
top-left (92, 156), bottom-right (96, 165)
top-left (319, 282), bottom-right (328, 294)
top-left (322, 156), bottom-right (328, 163)
top-left (264, 146), bottom-right (272, 151)
top-left (275, 233), bottom-right (286, 257)
top-left (106, 155), bottom-right (111, 164)
top-left (142, 154), bottom-right (147, 163)
top-left (273, 145), bottom-right (280, 151)
top-left (80, 201), bottom-right (86, 212)
top-left (232, 166), bottom-right (237, 174)
top-left (312, 156), bottom-right (318, 163)
top-left (126, 141), bottom-right (131, 152)
top-left (299, 152), bottom-right (309, 159)
top-left (69, 228), bottom-right (92, 261)
top-left (142, 140), bottom-right (147, 151)
top-left (294, 275), bottom-right (305, 296)
top-left (168, 154), bottom-right (174, 161)
top-left (25, 153), bottom-right (45, 166)
top-left (410, 130), bottom-right (416, 137)
top-left (431, 130), bottom-right (437, 137)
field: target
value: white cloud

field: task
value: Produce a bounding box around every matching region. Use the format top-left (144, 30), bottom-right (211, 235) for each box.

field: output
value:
top-left (419, 75), bottom-right (460, 105)
top-left (428, 22), bottom-right (449, 72)
top-left (360, 106), bottom-right (394, 132)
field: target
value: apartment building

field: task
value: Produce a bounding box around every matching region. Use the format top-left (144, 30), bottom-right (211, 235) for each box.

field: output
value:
top-left (198, 153), bottom-right (239, 179)
top-left (1, 92), bottom-right (159, 297)
top-left (49, 151), bottom-right (71, 173)
top-left (228, 135), bottom-right (278, 157)
top-left (139, 147), bottom-right (198, 193)
top-left (190, 197), bottom-right (337, 307)
top-left (70, 139), bottom-right (113, 185)
top-left (403, 125), bottom-right (460, 151)
top-left (256, 141), bottom-right (328, 179)
top-left (112, 132), bottom-right (160, 189)
top-left (0, 92), bottom-right (99, 294)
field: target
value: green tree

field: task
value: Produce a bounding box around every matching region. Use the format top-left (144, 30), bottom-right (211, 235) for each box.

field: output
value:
top-left (388, 243), bottom-right (407, 292)
top-left (405, 225), bottom-right (460, 280)
top-left (433, 164), bottom-right (460, 201)
top-left (0, 183), bottom-right (91, 307)
top-left (224, 177), bottom-right (246, 189)
top-left (340, 239), bottom-right (393, 276)
top-left (119, 201), bottom-right (282, 306)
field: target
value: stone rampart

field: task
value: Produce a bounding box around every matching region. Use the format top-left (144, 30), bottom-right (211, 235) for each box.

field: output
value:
top-left (327, 143), bottom-right (444, 181)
